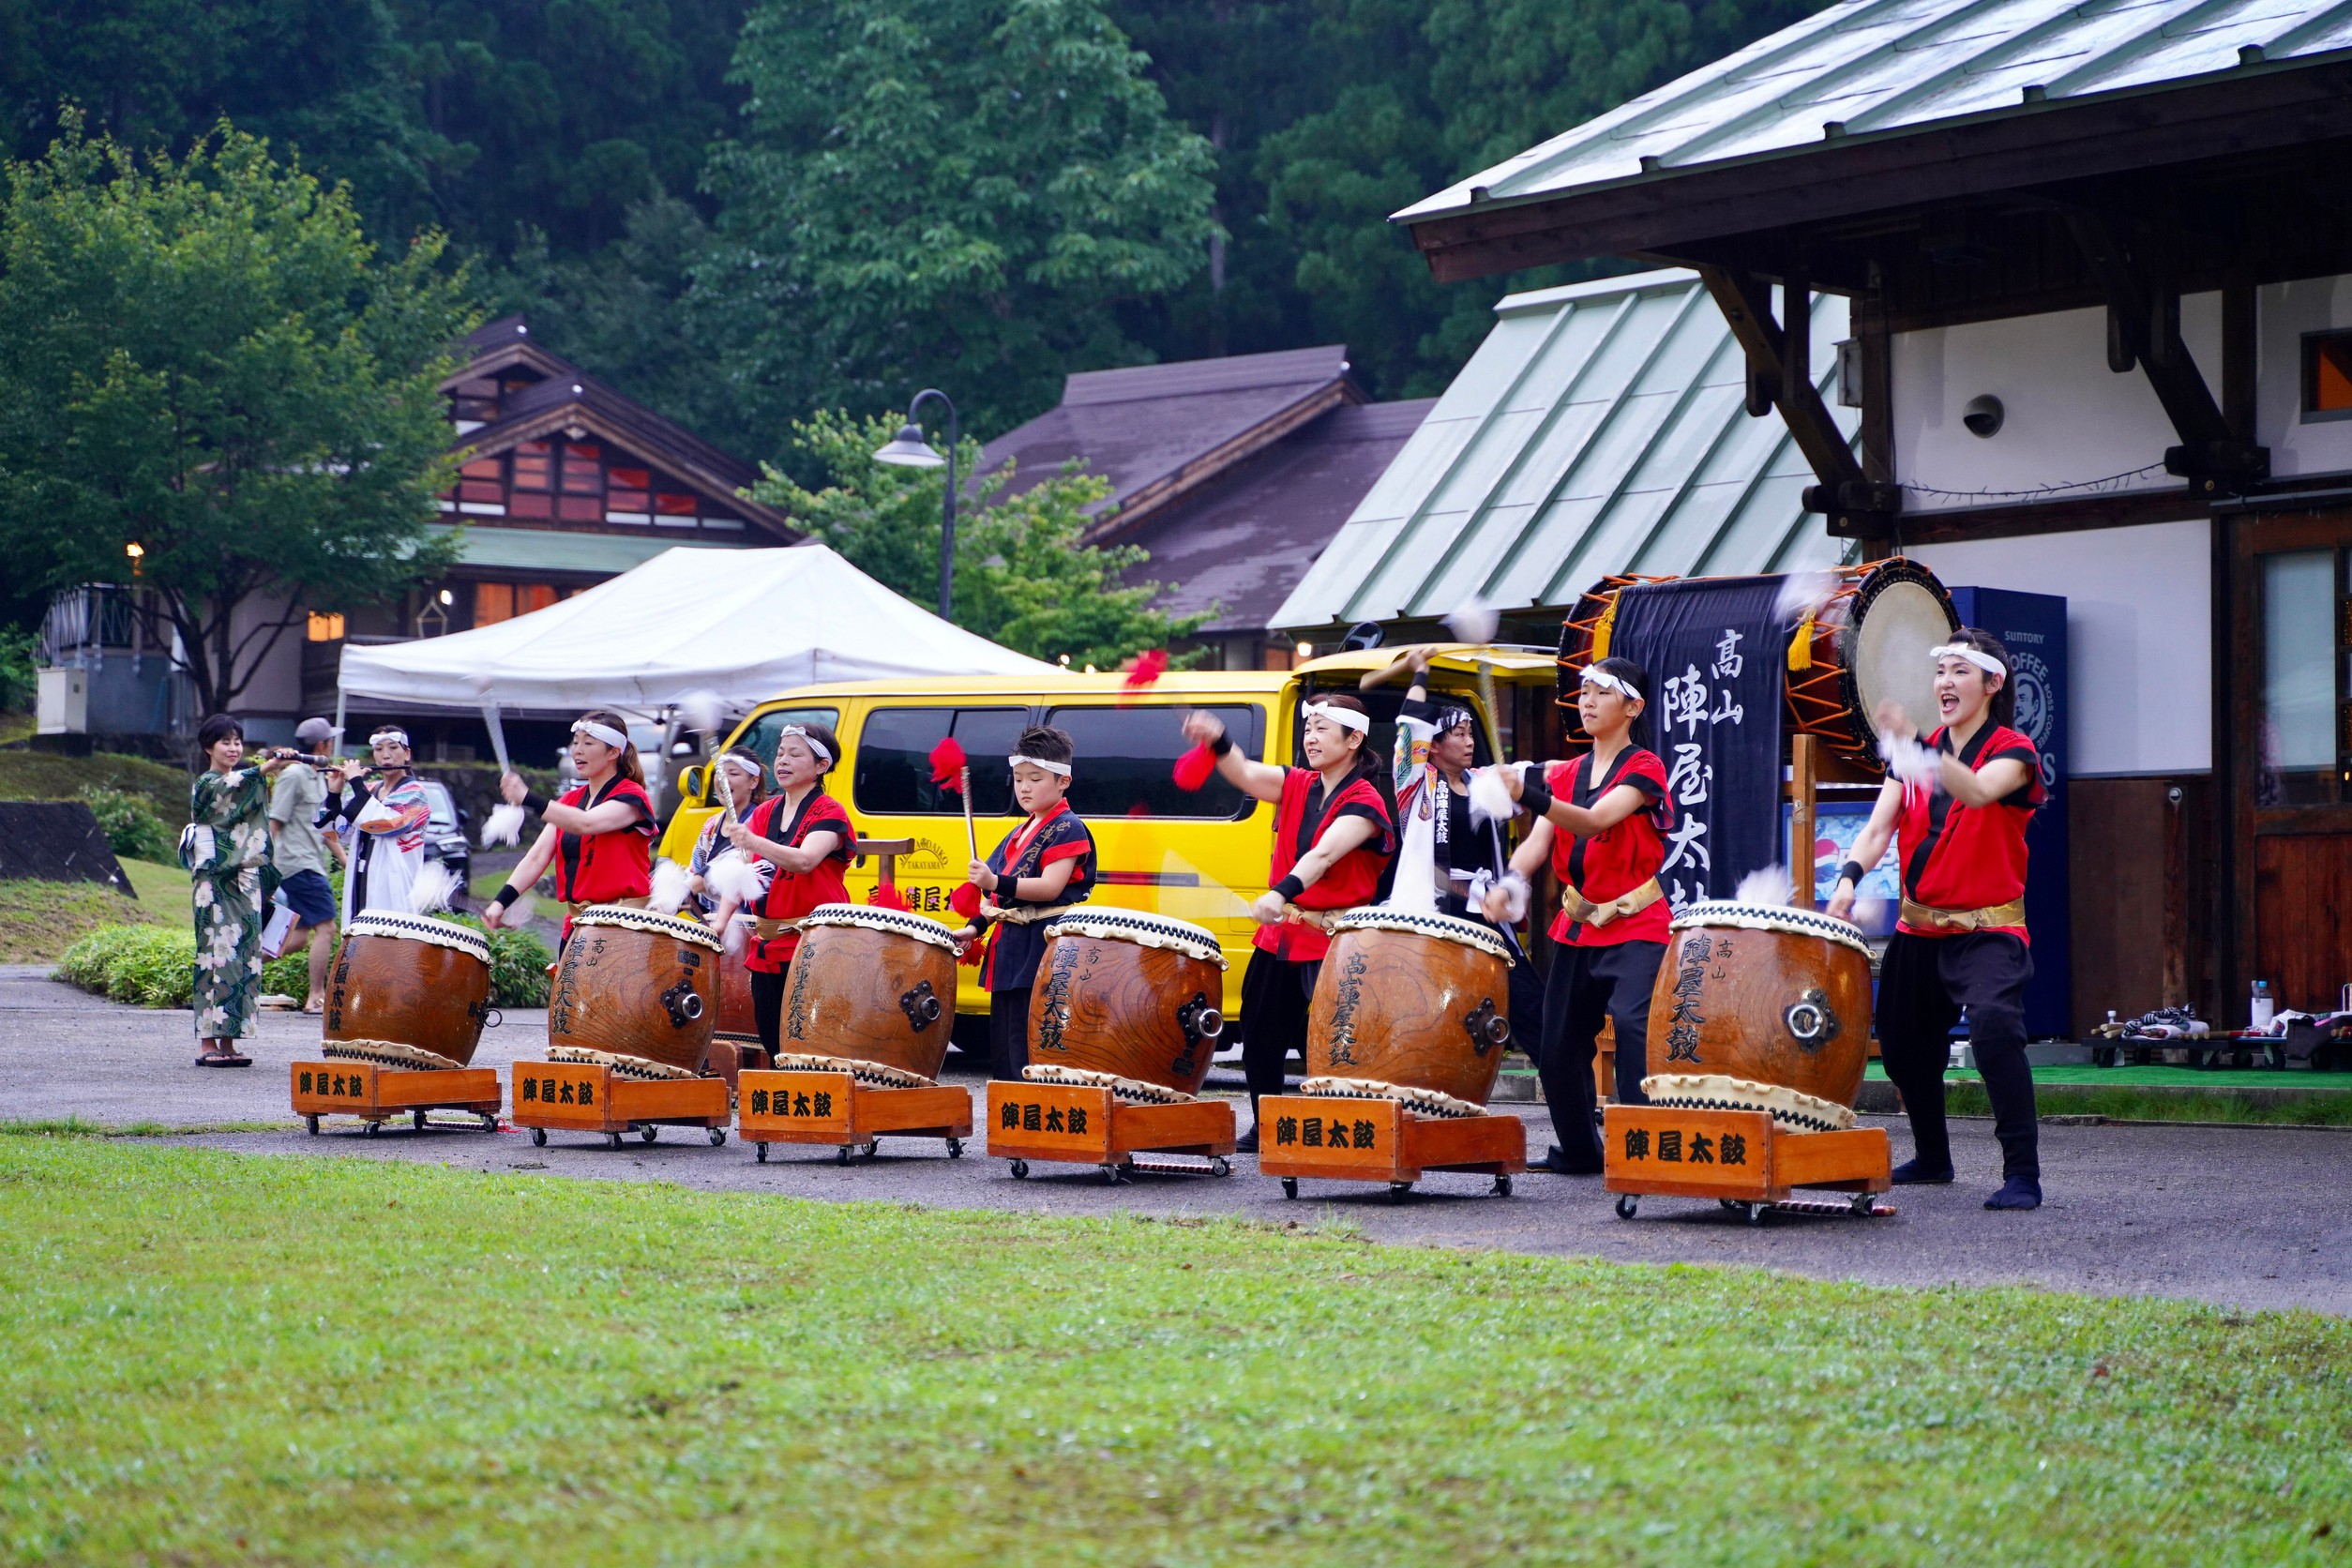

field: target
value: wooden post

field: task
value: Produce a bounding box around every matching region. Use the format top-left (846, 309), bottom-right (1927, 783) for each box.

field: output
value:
top-left (1790, 732), bottom-right (1817, 912)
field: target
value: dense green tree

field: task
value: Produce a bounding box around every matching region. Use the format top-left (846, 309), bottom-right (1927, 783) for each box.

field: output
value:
top-left (0, 115), bottom-right (474, 714)
top-left (748, 411), bottom-right (1207, 667)
top-left (706, 0), bottom-right (1220, 437)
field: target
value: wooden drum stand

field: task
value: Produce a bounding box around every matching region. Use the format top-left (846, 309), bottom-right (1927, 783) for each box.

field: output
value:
top-left (741, 1067), bottom-right (972, 1164)
top-left (511, 1058), bottom-right (730, 1151)
top-left (292, 1062), bottom-right (502, 1138)
top-left (987, 1079), bottom-right (1236, 1184)
top-left (1257, 1094), bottom-right (1524, 1202)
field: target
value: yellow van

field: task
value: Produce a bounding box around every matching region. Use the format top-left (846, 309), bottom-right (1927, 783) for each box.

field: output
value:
top-left (656, 647), bottom-right (1560, 1029)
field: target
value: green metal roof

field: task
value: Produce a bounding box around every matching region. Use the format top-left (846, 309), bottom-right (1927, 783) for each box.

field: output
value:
top-left (430, 525), bottom-right (761, 576)
top-left (1271, 270), bottom-right (1855, 634)
top-left (1400, 0), bottom-right (2352, 223)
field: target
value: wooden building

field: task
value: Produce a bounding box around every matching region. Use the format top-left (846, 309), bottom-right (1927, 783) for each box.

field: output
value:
top-left (1386, 0), bottom-right (2352, 1033)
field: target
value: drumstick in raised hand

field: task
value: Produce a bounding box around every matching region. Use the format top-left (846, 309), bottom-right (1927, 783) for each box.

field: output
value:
top-left (928, 736), bottom-right (976, 862)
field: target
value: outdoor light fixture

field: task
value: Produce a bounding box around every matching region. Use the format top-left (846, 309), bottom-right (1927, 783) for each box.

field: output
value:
top-left (1296, 642), bottom-right (1315, 659)
top-left (438, 589), bottom-right (454, 606)
top-left (1962, 394), bottom-right (2006, 438)
top-left (126, 542), bottom-right (144, 581)
top-left (872, 389), bottom-right (959, 617)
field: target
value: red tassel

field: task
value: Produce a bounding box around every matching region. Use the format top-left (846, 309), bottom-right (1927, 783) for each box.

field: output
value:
top-left (958, 936), bottom-right (988, 969)
top-left (1172, 742), bottom-right (1216, 792)
top-left (928, 735), bottom-right (968, 790)
top-left (870, 882), bottom-right (911, 912)
top-left (948, 881), bottom-right (983, 918)
top-left (1118, 649), bottom-right (1168, 705)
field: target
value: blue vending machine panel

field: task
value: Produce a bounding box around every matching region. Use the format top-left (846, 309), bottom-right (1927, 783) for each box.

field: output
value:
top-left (1948, 587), bottom-right (2071, 1040)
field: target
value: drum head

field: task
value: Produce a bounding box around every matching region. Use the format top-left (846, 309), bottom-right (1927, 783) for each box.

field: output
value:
top-left (1848, 571), bottom-right (1959, 750)
top-left (1043, 908), bottom-right (1226, 967)
top-left (1329, 907), bottom-right (1511, 961)
top-left (342, 910), bottom-right (490, 964)
top-left (799, 902), bottom-right (960, 953)
top-left (572, 904), bottom-right (723, 953)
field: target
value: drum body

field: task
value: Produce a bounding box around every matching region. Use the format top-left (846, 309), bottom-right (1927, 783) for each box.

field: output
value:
top-left (1304, 911), bottom-right (1514, 1107)
top-left (1643, 901), bottom-right (1872, 1107)
top-left (1559, 560), bottom-right (1958, 768)
top-left (324, 912), bottom-right (492, 1066)
top-left (779, 905), bottom-right (960, 1079)
top-left (714, 946), bottom-right (760, 1044)
top-left (1027, 911), bottom-right (1229, 1095)
top-left (549, 906), bottom-right (723, 1073)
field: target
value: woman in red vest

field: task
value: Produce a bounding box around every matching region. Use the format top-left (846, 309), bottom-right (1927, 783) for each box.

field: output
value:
top-left (1830, 628), bottom-right (2046, 1211)
top-left (723, 722), bottom-right (852, 1062)
top-left (1182, 692), bottom-right (1394, 1152)
top-left (486, 710), bottom-right (656, 944)
top-left (1489, 656), bottom-right (1673, 1174)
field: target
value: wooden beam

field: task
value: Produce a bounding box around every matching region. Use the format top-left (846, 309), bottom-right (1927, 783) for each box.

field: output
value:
top-left (2223, 278), bottom-right (2258, 443)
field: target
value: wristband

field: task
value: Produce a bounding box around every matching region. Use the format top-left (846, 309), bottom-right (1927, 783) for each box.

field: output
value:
top-left (1518, 771), bottom-right (1554, 818)
top-left (523, 791), bottom-right (550, 818)
top-left (1837, 860), bottom-right (1865, 888)
top-left (1272, 874), bottom-right (1306, 901)
top-left (1210, 733), bottom-right (1233, 757)
top-left (491, 882), bottom-right (521, 910)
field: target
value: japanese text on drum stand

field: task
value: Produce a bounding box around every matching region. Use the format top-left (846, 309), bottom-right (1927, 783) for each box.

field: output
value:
top-left (1658, 628), bottom-right (1747, 910)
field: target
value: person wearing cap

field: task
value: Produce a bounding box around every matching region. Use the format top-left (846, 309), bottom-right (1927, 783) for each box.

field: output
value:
top-left (1828, 627), bottom-right (2047, 1211)
top-left (1488, 656), bottom-right (1673, 1175)
top-left (324, 724), bottom-right (431, 921)
top-left (266, 716), bottom-right (342, 1011)
top-left (1182, 692), bottom-right (1395, 1153)
top-left (723, 723), bottom-right (852, 1062)
top-left (484, 709), bottom-right (657, 944)
top-left (949, 725), bottom-right (1095, 1082)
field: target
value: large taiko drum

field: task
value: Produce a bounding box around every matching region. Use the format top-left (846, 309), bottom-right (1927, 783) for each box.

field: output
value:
top-left (1558, 559), bottom-right (1959, 770)
top-left (323, 911), bottom-right (494, 1069)
top-left (776, 904), bottom-right (960, 1082)
top-left (1641, 901), bottom-right (1872, 1132)
top-left (1304, 910), bottom-right (1514, 1110)
top-left (1024, 910), bottom-right (1228, 1097)
top-left (547, 905), bottom-right (723, 1076)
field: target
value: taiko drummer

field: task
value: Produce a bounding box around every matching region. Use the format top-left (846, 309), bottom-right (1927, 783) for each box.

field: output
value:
top-left (485, 711), bottom-right (657, 944)
top-left (951, 726), bottom-right (1097, 1082)
top-left (727, 723), bottom-right (854, 1063)
top-left (1828, 630), bottom-right (2046, 1211)
top-left (1488, 657), bottom-right (1673, 1175)
top-left (1183, 693), bottom-right (1395, 1153)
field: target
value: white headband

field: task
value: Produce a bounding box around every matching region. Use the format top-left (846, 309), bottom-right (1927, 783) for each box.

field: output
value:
top-left (1008, 753), bottom-right (1072, 777)
top-left (571, 718), bottom-right (628, 749)
top-left (1580, 669), bottom-right (1636, 700)
top-left (369, 727), bottom-right (411, 748)
top-left (1302, 701), bottom-right (1370, 734)
top-left (1930, 643), bottom-right (2006, 679)
top-left (777, 724), bottom-right (832, 764)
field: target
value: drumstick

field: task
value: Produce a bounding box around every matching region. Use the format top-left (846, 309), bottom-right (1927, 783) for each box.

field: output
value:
top-left (714, 758), bottom-right (738, 826)
top-left (479, 694), bottom-right (511, 776)
top-left (959, 767), bottom-right (976, 862)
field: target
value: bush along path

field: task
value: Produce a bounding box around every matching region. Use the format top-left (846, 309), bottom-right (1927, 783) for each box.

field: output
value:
top-left (52, 913), bottom-right (552, 1010)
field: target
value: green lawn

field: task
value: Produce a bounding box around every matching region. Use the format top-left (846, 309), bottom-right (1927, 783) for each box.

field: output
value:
top-left (0, 878), bottom-right (167, 962)
top-left (1, 1139), bottom-right (2344, 1565)
top-left (0, 746), bottom-right (188, 824)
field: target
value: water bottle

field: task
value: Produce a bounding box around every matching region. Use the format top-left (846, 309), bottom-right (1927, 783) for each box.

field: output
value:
top-left (2251, 978), bottom-right (2275, 1032)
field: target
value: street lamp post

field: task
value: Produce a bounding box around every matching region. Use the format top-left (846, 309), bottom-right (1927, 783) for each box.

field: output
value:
top-left (871, 388), bottom-right (958, 619)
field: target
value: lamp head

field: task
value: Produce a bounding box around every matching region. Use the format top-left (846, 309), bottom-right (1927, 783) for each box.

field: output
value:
top-left (872, 422), bottom-right (946, 470)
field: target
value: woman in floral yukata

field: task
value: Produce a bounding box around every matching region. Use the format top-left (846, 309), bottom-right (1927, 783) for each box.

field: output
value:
top-left (188, 713), bottom-right (293, 1066)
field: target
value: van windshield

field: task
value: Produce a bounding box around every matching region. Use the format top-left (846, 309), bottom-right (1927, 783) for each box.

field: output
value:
top-left (1042, 704), bottom-right (1262, 821)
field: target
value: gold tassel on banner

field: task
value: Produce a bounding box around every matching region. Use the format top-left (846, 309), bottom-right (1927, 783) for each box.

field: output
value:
top-left (1788, 612), bottom-right (1816, 671)
top-left (1591, 595), bottom-right (1620, 663)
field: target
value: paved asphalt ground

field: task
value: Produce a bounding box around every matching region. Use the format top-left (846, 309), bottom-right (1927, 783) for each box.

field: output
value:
top-left (6, 966), bottom-right (2347, 1315)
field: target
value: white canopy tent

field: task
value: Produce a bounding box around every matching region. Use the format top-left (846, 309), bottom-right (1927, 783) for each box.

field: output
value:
top-left (337, 544), bottom-right (1061, 717)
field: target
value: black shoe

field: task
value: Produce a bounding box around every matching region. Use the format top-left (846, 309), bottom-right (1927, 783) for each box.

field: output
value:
top-left (1983, 1176), bottom-right (2043, 1210)
top-left (1890, 1157), bottom-right (1954, 1185)
top-left (1233, 1128), bottom-right (1260, 1154)
top-left (1530, 1144), bottom-right (1602, 1176)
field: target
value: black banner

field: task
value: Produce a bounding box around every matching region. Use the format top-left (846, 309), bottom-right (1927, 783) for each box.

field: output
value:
top-left (1606, 577), bottom-right (1789, 910)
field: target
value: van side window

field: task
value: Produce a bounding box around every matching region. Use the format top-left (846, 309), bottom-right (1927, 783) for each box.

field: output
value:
top-left (854, 707), bottom-right (1029, 815)
top-left (1042, 705), bottom-right (1263, 821)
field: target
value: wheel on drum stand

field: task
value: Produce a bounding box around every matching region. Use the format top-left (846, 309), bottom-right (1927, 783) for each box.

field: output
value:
top-left (1491, 1174), bottom-right (1513, 1199)
top-left (606, 1131), bottom-right (624, 1151)
top-left (755, 1141), bottom-right (770, 1164)
top-left (1281, 1178), bottom-right (1298, 1199)
top-left (640, 1124), bottom-right (658, 1144)
top-left (478, 1113), bottom-right (498, 1133)
top-left (707, 1127), bottom-right (726, 1147)
top-left (862, 1140), bottom-right (881, 1161)
top-left (945, 1138), bottom-right (964, 1159)
top-left (363, 1119), bottom-right (381, 1138)
top-left (837, 1145), bottom-right (852, 1165)
top-left (1849, 1192), bottom-right (1877, 1217)
top-left (1387, 1182), bottom-right (1412, 1204)
top-left (1209, 1155), bottom-right (1232, 1178)
top-left (413, 1108), bottom-right (429, 1132)
top-left (1099, 1162), bottom-right (1123, 1186)
top-left (1010, 1159), bottom-right (1030, 1180)
top-left (1615, 1194), bottom-right (1638, 1220)
top-left (1744, 1202), bottom-right (1769, 1228)
top-left (530, 1126), bottom-right (547, 1147)
top-left (306, 1115), bottom-right (320, 1136)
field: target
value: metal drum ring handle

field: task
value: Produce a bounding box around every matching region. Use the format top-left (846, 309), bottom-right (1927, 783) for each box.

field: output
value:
top-left (1784, 988), bottom-right (1838, 1048)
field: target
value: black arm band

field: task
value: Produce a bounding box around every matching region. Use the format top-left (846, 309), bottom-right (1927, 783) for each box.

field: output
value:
top-left (1838, 860), bottom-right (1865, 888)
top-left (523, 792), bottom-right (550, 817)
top-left (1210, 733), bottom-right (1233, 757)
top-left (1518, 773), bottom-right (1554, 818)
top-left (1272, 873), bottom-right (1306, 901)
top-left (491, 883), bottom-right (522, 910)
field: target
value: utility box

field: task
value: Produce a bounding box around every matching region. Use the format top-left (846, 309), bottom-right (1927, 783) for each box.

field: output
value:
top-left (36, 668), bottom-right (87, 734)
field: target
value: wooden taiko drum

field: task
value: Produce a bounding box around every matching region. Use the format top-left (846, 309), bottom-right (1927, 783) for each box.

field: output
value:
top-left (548, 905), bottom-right (723, 1074)
top-left (324, 911), bottom-right (492, 1068)
top-left (1026, 909), bottom-right (1228, 1095)
top-left (1641, 901), bottom-right (1872, 1128)
top-left (1304, 910), bottom-right (1514, 1108)
top-left (777, 904), bottom-right (960, 1080)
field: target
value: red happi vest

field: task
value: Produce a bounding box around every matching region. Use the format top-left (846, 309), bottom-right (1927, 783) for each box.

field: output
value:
top-left (746, 788), bottom-right (853, 971)
top-left (1545, 747), bottom-right (1673, 948)
top-left (1895, 723), bottom-right (2043, 943)
top-left (1259, 766), bottom-right (1394, 962)
top-left (553, 776), bottom-right (656, 912)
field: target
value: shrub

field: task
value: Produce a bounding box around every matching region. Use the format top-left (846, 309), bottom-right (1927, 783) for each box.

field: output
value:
top-left (436, 912), bottom-right (552, 1008)
top-left (79, 785), bottom-right (174, 863)
top-left (55, 925), bottom-right (195, 1007)
top-left (0, 627), bottom-right (34, 713)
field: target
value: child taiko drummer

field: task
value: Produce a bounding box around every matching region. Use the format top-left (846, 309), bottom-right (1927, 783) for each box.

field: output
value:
top-left (951, 726), bottom-right (1096, 1082)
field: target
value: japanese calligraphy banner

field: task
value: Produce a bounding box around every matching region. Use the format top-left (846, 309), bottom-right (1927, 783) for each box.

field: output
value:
top-left (1606, 577), bottom-right (1790, 909)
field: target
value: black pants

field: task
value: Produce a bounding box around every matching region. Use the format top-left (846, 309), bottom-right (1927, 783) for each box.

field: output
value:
top-left (1535, 940), bottom-right (1666, 1171)
top-left (989, 987), bottom-right (1033, 1082)
top-left (1438, 895), bottom-right (1548, 1048)
top-left (1238, 949), bottom-right (1319, 1120)
top-left (749, 965), bottom-right (790, 1061)
top-left (1878, 931), bottom-right (2038, 1180)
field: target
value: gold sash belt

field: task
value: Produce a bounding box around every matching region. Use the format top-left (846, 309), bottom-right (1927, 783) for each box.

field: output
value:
top-left (1900, 896), bottom-right (2027, 933)
top-left (565, 897), bottom-right (648, 919)
top-left (751, 914), bottom-right (803, 942)
top-left (1560, 877), bottom-right (1664, 928)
